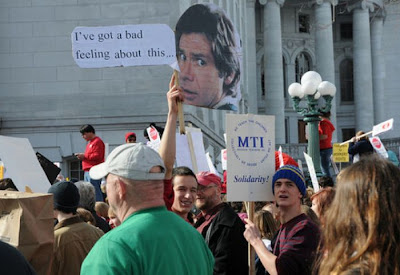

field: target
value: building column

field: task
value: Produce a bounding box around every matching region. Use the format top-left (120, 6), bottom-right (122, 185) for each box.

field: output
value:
top-left (315, 0), bottom-right (337, 141)
top-left (260, 0), bottom-right (285, 144)
top-left (245, 0), bottom-right (258, 114)
top-left (371, 13), bottom-right (385, 124)
top-left (351, 2), bottom-right (375, 131)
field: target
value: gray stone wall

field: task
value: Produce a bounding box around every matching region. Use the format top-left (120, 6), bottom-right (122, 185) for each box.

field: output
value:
top-left (0, 0), bottom-right (235, 177)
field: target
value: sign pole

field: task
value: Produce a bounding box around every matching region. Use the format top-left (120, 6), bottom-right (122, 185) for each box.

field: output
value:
top-left (186, 131), bottom-right (199, 174)
top-left (173, 70), bottom-right (186, 134)
top-left (246, 201), bottom-right (255, 275)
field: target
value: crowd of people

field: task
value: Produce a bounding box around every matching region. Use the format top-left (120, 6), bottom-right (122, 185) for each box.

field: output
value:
top-left (1, 72), bottom-right (399, 275)
top-left (1, 2), bottom-right (399, 274)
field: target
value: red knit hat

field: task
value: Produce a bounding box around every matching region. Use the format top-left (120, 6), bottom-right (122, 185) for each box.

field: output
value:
top-left (125, 132), bottom-right (136, 142)
top-left (196, 171), bottom-right (222, 187)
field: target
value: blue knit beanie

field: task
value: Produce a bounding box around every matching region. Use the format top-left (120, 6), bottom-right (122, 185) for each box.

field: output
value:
top-left (272, 165), bottom-right (306, 196)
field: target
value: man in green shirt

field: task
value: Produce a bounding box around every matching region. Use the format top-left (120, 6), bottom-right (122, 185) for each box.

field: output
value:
top-left (81, 141), bottom-right (214, 275)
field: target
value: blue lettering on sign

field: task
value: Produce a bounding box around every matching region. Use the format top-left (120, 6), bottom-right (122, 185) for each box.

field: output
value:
top-left (238, 137), bottom-right (248, 147)
top-left (238, 136), bottom-right (264, 148)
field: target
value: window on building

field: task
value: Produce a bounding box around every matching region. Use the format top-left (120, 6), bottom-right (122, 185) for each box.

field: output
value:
top-left (298, 120), bottom-right (307, 143)
top-left (299, 14), bottom-right (310, 33)
top-left (340, 23), bottom-right (353, 40)
top-left (342, 128), bottom-right (355, 143)
top-left (261, 72), bottom-right (265, 96)
top-left (285, 117), bottom-right (289, 144)
top-left (295, 52), bottom-right (311, 83)
top-left (340, 59), bottom-right (354, 103)
top-left (69, 160), bottom-right (84, 181)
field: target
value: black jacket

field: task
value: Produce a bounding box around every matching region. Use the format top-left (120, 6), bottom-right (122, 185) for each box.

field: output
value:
top-left (197, 203), bottom-right (248, 275)
top-left (348, 139), bottom-right (374, 157)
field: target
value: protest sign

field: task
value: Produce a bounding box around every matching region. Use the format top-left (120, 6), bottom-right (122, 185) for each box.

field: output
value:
top-left (0, 136), bottom-right (50, 193)
top-left (176, 127), bottom-right (209, 173)
top-left (226, 114), bottom-right (275, 201)
top-left (175, 3), bottom-right (242, 111)
top-left (369, 136), bottom-right (389, 158)
top-left (278, 146), bottom-right (284, 168)
top-left (221, 149), bottom-right (227, 170)
top-left (304, 152), bottom-right (319, 193)
top-left (206, 152), bottom-right (220, 176)
top-left (72, 24), bottom-right (176, 68)
top-left (146, 126), bottom-right (161, 152)
top-left (332, 143), bottom-right (349, 162)
top-left (0, 160), bottom-right (3, 179)
top-left (372, 118), bottom-right (393, 136)
top-left (340, 118), bottom-right (394, 145)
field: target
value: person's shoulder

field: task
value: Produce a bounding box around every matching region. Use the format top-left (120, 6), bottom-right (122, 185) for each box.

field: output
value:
top-left (294, 215), bottom-right (321, 238)
top-left (94, 136), bottom-right (105, 143)
top-left (215, 203), bottom-right (244, 226)
top-left (0, 241), bottom-right (36, 275)
top-left (81, 222), bottom-right (104, 236)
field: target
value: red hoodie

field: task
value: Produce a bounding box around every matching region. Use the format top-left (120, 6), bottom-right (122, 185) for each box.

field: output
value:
top-left (319, 118), bottom-right (335, 150)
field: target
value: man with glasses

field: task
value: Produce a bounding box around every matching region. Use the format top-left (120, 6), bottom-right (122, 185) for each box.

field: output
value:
top-left (194, 171), bottom-right (248, 275)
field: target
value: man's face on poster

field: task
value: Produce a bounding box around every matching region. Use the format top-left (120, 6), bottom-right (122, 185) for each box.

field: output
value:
top-left (178, 33), bottom-right (229, 108)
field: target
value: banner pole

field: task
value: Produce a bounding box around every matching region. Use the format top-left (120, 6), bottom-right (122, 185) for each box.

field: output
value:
top-left (247, 201), bottom-right (255, 275)
top-left (186, 131), bottom-right (198, 174)
top-left (173, 70), bottom-right (185, 134)
top-left (340, 130), bottom-right (372, 145)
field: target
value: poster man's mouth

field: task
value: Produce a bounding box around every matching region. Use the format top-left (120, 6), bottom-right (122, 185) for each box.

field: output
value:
top-left (182, 88), bottom-right (198, 100)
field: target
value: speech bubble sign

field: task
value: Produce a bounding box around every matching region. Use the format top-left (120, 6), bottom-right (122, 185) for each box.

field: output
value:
top-left (71, 24), bottom-right (176, 68)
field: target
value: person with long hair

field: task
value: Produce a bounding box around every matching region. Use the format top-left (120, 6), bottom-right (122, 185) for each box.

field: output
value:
top-left (318, 155), bottom-right (400, 275)
top-left (310, 187), bottom-right (335, 226)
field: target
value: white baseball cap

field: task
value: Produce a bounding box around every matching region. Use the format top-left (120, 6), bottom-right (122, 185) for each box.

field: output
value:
top-left (89, 143), bottom-right (165, 180)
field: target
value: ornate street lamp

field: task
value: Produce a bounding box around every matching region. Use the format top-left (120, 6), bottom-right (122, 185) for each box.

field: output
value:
top-left (288, 71), bottom-right (336, 176)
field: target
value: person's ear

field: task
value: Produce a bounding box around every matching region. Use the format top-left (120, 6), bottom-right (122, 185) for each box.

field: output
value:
top-left (117, 178), bottom-right (127, 199)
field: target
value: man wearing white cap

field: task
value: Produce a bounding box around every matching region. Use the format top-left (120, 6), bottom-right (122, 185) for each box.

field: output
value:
top-left (80, 143), bottom-right (214, 275)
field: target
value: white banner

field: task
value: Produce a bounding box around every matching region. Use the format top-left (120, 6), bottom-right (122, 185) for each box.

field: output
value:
top-left (0, 136), bottom-right (50, 193)
top-left (226, 114), bottom-right (275, 201)
top-left (369, 136), bottom-right (388, 158)
top-left (71, 24), bottom-right (176, 68)
top-left (176, 127), bottom-right (209, 173)
top-left (146, 126), bottom-right (161, 152)
top-left (304, 152), bottom-right (319, 193)
top-left (372, 118), bottom-right (394, 136)
top-left (221, 149), bottom-right (227, 171)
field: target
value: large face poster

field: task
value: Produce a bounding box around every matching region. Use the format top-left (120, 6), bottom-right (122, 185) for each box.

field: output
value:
top-left (175, 3), bottom-right (242, 111)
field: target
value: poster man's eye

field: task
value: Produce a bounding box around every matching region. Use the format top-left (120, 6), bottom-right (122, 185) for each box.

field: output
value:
top-left (179, 53), bottom-right (186, 61)
top-left (196, 59), bottom-right (206, 66)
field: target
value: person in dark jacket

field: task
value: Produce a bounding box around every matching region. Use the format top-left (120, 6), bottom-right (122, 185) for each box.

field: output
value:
top-left (348, 131), bottom-right (374, 162)
top-left (194, 171), bottom-right (248, 275)
top-left (0, 240), bottom-right (36, 275)
top-left (74, 180), bottom-right (111, 233)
